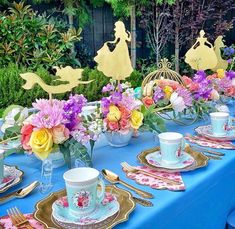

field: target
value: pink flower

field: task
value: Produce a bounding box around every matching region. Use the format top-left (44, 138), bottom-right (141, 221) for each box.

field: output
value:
top-left (52, 124), bottom-right (70, 144)
top-left (182, 76), bottom-right (199, 91)
top-left (107, 121), bottom-right (119, 131)
top-left (21, 124), bottom-right (34, 150)
top-left (142, 96), bottom-right (154, 107)
top-left (119, 106), bottom-right (131, 119)
top-left (120, 118), bottom-right (130, 130)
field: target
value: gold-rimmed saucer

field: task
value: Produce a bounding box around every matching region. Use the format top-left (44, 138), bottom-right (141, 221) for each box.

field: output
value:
top-left (138, 145), bottom-right (209, 173)
top-left (33, 185), bottom-right (136, 229)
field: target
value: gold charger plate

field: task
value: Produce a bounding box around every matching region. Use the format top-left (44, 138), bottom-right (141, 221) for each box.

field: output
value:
top-left (33, 185), bottom-right (136, 229)
top-left (138, 145), bottom-right (209, 173)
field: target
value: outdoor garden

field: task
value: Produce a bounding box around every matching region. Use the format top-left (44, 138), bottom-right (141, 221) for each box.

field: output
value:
top-left (0, 1), bottom-right (235, 229)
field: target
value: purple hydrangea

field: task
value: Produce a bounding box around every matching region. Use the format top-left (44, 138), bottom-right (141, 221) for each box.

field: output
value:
top-left (153, 86), bottom-right (164, 103)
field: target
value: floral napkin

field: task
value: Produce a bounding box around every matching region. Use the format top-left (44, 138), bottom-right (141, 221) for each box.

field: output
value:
top-left (0, 214), bottom-right (43, 229)
top-left (185, 135), bottom-right (235, 149)
top-left (123, 166), bottom-right (185, 191)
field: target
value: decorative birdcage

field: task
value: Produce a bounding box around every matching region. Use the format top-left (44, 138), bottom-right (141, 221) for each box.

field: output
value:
top-left (141, 58), bottom-right (184, 89)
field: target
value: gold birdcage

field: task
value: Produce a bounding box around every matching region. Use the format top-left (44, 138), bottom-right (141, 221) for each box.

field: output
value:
top-left (141, 58), bottom-right (184, 88)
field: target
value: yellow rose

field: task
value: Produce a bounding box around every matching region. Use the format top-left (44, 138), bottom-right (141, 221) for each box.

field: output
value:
top-left (130, 110), bottom-right (143, 130)
top-left (29, 128), bottom-right (53, 160)
top-left (107, 105), bottom-right (121, 122)
top-left (217, 69), bottom-right (225, 78)
top-left (164, 86), bottom-right (173, 99)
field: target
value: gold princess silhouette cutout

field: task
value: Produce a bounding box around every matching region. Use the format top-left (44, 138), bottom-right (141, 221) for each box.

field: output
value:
top-left (212, 36), bottom-right (228, 71)
top-left (185, 30), bottom-right (218, 70)
top-left (94, 21), bottom-right (133, 81)
top-left (20, 66), bottom-right (93, 100)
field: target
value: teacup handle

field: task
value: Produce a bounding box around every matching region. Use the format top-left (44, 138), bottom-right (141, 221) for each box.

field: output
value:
top-left (97, 178), bottom-right (105, 204)
top-left (226, 117), bottom-right (234, 131)
top-left (177, 138), bottom-right (185, 157)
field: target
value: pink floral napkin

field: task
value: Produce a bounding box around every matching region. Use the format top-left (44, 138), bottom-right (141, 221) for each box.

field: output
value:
top-left (185, 135), bottom-right (235, 149)
top-left (123, 166), bottom-right (185, 191)
top-left (0, 214), bottom-right (43, 229)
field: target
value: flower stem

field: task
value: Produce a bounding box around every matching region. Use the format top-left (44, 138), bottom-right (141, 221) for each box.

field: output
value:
top-left (0, 135), bottom-right (20, 144)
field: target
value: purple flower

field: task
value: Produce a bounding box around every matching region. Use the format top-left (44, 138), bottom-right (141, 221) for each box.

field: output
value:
top-left (226, 70), bottom-right (235, 80)
top-left (117, 83), bottom-right (123, 93)
top-left (223, 47), bottom-right (235, 56)
top-left (63, 94), bottom-right (87, 131)
top-left (193, 70), bottom-right (207, 83)
top-left (101, 97), bottom-right (111, 116)
top-left (153, 86), bottom-right (164, 103)
top-left (110, 92), bottom-right (122, 104)
top-left (102, 83), bottom-right (114, 93)
top-left (227, 59), bottom-right (233, 64)
top-left (194, 87), bottom-right (212, 100)
top-left (176, 88), bottom-right (192, 107)
top-left (220, 77), bottom-right (232, 90)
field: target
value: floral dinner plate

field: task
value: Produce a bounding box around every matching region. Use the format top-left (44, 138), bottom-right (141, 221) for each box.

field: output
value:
top-left (145, 150), bottom-right (194, 170)
top-left (52, 192), bottom-right (120, 229)
top-left (0, 165), bottom-right (24, 193)
top-left (195, 125), bottom-right (235, 141)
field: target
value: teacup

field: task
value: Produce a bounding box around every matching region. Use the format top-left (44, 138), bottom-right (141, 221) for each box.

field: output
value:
top-left (210, 112), bottom-right (230, 136)
top-left (63, 167), bottom-right (105, 217)
top-left (158, 132), bottom-right (185, 165)
top-left (0, 150), bottom-right (4, 183)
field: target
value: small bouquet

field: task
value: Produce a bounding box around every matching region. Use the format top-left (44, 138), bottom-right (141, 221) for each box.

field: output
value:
top-left (101, 82), bottom-right (143, 135)
top-left (207, 69), bottom-right (235, 98)
top-left (1, 94), bottom-right (102, 167)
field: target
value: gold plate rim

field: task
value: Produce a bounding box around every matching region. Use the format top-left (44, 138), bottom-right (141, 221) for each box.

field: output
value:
top-left (138, 146), bottom-right (209, 173)
top-left (33, 185), bottom-right (136, 229)
top-left (0, 164), bottom-right (24, 193)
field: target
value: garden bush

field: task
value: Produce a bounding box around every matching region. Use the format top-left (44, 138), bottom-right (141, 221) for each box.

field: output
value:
top-left (0, 64), bottom-right (143, 117)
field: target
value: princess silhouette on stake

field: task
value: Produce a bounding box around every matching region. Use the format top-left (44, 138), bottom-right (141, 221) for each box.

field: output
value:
top-left (185, 30), bottom-right (218, 70)
top-left (94, 21), bottom-right (133, 81)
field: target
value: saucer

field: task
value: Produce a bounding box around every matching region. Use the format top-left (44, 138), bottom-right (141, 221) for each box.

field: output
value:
top-left (52, 192), bottom-right (120, 228)
top-left (195, 125), bottom-right (235, 141)
top-left (0, 165), bottom-right (23, 193)
top-left (0, 140), bottom-right (21, 150)
top-left (146, 150), bottom-right (194, 170)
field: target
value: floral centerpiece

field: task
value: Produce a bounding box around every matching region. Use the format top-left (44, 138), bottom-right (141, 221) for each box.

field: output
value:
top-left (0, 94), bottom-right (102, 167)
top-left (101, 82), bottom-right (144, 147)
top-left (207, 69), bottom-right (235, 99)
top-left (142, 71), bottom-right (218, 124)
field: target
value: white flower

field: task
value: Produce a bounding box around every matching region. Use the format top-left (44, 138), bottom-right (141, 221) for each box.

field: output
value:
top-left (170, 92), bottom-right (186, 112)
top-left (210, 89), bottom-right (220, 101)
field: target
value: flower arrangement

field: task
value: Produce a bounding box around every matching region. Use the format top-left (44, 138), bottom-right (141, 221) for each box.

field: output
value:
top-left (101, 82), bottom-right (143, 134)
top-left (0, 94), bottom-right (102, 167)
top-left (207, 69), bottom-right (235, 98)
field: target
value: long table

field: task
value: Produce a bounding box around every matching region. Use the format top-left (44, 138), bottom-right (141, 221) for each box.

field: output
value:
top-left (1, 115), bottom-right (235, 229)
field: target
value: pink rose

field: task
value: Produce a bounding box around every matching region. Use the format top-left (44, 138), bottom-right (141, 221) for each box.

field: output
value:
top-left (52, 124), bottom-right (70, 144)
top-left (142, 96), bottom-right (154, 107)
top-left (119, 106), bottom-right (131, 119)
top-left (108, 121), bottom-right (119, 131)
top-left (120, 118), bottom-right (130, 130)
top-left (21, 124), bottom-right (34, 150)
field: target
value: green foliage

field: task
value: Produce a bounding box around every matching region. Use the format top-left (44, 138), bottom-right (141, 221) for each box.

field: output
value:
top-left (60, 138), bottom-right (92, 168)
top-left (0, 1), bottom-right (82, 69)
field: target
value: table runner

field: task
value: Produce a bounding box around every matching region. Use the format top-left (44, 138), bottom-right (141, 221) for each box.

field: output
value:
top-left (0, 114), bottom-right (235, 229)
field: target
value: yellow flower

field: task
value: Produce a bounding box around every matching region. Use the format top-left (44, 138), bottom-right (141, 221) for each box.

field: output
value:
top-left (107, 105), bottom-right (121, 122)
top-left (130, 110), bottom-right (143, 130)
top-left (164, 86), bottom-right (173, 99)
top-left (29, 128), bottom-right (53, 160)
top-left (217, 69), bottom-right (225, 78)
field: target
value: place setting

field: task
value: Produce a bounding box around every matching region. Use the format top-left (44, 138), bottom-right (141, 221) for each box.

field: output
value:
top-left (186, 111), bottom-right (235, 150)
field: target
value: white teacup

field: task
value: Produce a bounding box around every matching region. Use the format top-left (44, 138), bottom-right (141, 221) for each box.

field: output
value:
top-left (63, 167), bottom-right (105, 217)
top-left (158, 132), bottom-right (185, 165)
top-left (210, 112), bottom-right (230, 136)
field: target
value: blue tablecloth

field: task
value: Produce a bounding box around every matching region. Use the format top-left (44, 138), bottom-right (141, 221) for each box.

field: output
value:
top-left (1, 116), bottom-right (235, 229)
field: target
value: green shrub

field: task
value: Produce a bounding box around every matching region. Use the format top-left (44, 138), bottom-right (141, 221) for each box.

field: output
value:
top-left (0, 1), bottom-right (82, 69)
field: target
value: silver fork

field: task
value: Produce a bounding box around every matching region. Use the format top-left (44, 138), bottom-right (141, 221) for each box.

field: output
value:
top-left (7, 207), bottom-right (34, 229)
top-left (121, 162), bottom-right (181, 186)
